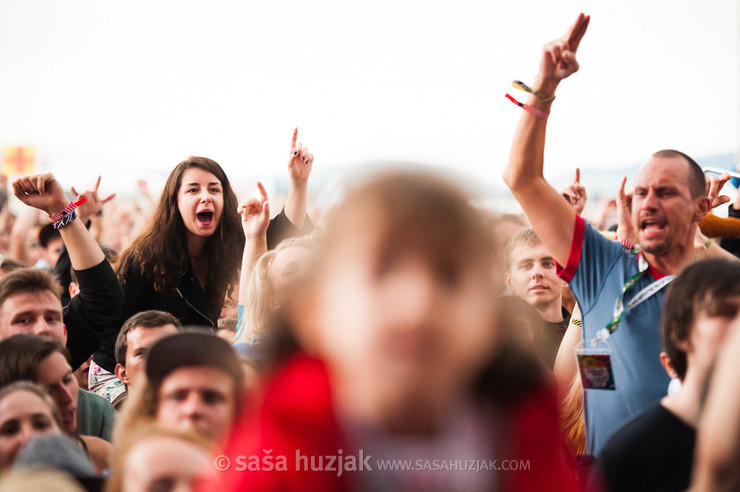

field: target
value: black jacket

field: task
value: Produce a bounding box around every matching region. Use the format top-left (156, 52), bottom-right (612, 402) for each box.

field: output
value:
top-left (92, 208), bottom-right (314, 372)
top-left (64, 259), bottom-right (125, 370)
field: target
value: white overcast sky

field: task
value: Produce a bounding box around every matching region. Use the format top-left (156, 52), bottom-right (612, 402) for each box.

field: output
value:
top-left (0, 0), bottom-right (737, 199)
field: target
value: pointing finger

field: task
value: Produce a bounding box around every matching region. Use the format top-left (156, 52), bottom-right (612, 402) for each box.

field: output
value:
top-left (256, 181), bottom-right (268, 203)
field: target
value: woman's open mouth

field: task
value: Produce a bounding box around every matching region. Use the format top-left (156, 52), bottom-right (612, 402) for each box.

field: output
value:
top-left (196, 210), bottom-right (214, 226)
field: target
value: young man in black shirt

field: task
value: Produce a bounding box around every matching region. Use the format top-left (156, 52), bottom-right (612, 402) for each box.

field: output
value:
top-left (594, 258), bottom-right (740, 492)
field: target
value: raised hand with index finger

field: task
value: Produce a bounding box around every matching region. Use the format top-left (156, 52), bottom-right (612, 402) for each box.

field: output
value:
top-left (537, 13), bottom-right (590, 89)
top-left (238, 181), bottom-right (270, 240)
top-left (561, 167), bottom-right (587, 215)
top-left (288, 128), bottom-right (314, 185)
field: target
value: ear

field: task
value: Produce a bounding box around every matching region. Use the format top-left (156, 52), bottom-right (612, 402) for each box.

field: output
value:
top-left (695, 196), bottom-right (711, 223)
top-left (114, 364), bottom-right (130, 386)
top-left (62, 324), bottom-right (67, 344)
top-left (660, 351), bottom-right (679, 379)
top-left (68, 282), bottom-right (80, 299)
top-left (504, 272), bottom-right (513, 291)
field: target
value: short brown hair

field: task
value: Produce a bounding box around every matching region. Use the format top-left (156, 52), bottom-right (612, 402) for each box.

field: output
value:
top-left (0, 334), bottom-right (71, 388)
top-left (115, 310), bottom-right (181, 366)
top-left (503, 227), bottom-right (541, 271)
top-left (652, 149), bottom-right (706, 199)
top-left (0, 269), bottom-right (63, 315)
top-left (318, 171), bottom-right (494, 279)
top-left (661, 258), bottom-right (740, 380)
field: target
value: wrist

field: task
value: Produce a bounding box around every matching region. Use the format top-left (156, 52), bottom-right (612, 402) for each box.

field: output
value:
top-left (46, 201), bottom-right (70, 219)
top-left (532, 76), bottom-right (560, 100)
top-left (289, 179), bottom-right (308, 191)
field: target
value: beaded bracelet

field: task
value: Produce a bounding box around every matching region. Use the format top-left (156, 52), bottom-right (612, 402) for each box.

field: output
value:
top-left (512, 80), bottom-right (555, 102)
top-left (505, 94), bottom-right (549, 118)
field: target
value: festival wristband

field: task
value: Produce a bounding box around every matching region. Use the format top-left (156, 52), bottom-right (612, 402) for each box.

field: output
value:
top-left (52, 210), bottom-right (77, 230)
top-left (505, 94), bottom-right (549, 118)
top-left (512, 80), bottom-right (556, 102)
top-left (49, 196), bottom-right (87, 222)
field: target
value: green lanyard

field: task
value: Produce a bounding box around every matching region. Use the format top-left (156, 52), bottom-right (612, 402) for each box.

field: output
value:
top-left (596, 254), bottom-right (675, 341)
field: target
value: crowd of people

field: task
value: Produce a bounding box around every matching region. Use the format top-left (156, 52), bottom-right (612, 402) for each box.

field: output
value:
top-left (1, 12), bottom-right (740, 492)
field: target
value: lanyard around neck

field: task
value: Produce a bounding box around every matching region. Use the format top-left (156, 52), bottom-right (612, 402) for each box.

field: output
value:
top-left (596, 254), bottom-right (675, 342)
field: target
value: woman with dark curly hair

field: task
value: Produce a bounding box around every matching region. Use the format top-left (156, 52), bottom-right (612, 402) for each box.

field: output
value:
top-left (90, 130), bottom-right (315, 404)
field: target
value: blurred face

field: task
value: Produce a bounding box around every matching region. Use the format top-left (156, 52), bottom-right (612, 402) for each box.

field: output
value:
top-left (632, 157), bottom-right (700, 256)
top-left (123, 436), bottom-right (214, 492)
top-left (156, 367), bottom-right (236, 444)
top-left (269, 246), bottom-right (311, 305)
top-left (0, 291), bottom-right (66, 344)
top-left (0, 390), bottom-right (61, 470)
top-left (685, 295), bottom-right (740, 376)
top-left (120, 325), bottom-right (179, 387)
top-left (505, 242), bottom-right (563, 311)
top-left (43, 237), bottom-right (64, 269)
top-left (177, 167), bottom-right (224, 239)
top-left (304, 226), bottom-right (497, 432)
top-left (35, 352), bottom-right (78, 433)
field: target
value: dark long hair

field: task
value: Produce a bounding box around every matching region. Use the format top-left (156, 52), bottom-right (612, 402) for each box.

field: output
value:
top-left (118, 157), bottom-right (244, 301)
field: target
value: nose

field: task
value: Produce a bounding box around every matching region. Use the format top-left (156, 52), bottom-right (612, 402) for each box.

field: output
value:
top-left (55, 384), bottom-right (75, 408)
top-left (640, 188), bottom-right (659, 212)
top-left (181, 392), bottom-right (206, 420)
top-left (199, 189), bottom-right (212, 203)
top-left (12, 422), bottom-right (39, 458)
top-left (393, 263), bottom-right (438, 329)
top-left (32, 319), bottom-right (53, 338)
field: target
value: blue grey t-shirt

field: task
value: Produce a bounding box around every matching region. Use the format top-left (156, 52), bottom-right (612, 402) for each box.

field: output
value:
top-left (559, 217), bottom-right (670, 456)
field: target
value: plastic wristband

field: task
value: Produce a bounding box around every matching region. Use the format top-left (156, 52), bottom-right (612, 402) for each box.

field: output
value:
top-left (512, 80), bottom-right (556, 102)
top-left (615, 235), bottom-right (636, 251)
top-left (49, 196), bottom-right (87, 222)
top-left (52, 210), bottom-right (77, 230)
top-left (505, 94), bottom-right (549, 118)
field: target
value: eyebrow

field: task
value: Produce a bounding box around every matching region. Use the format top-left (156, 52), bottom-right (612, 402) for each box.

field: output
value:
top-left (184, 181), bottom-right (221, 187)
top-left (11, 310), bottom-right (61, 319)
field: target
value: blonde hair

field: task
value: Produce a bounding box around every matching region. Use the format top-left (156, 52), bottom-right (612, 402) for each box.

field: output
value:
top-left (106, 423), bottom-right (214, 492)
top-left (111, 375), bottom-right (158, 447)
top-left (241, 236), bottom-right (314, 342)
top-left (559, 374), bottom-right (586, 457)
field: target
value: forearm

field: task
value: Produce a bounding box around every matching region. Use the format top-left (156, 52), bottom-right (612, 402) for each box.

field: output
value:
top-left (238, 237), bottom-right (266, 306)
top-left (284, 180), bottom-right (308, 229)
top-left (503, 79), bottom-right (559, 192)
top-left (59, 218), bottom-right (105, 270)
top-left (554, 303), bottom-right (582, 398)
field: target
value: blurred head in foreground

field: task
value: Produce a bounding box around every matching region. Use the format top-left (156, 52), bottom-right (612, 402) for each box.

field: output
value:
top-left (107, 423), bottom-right (216, 492)
top-left (289, 170), bottom-right (500, 433)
